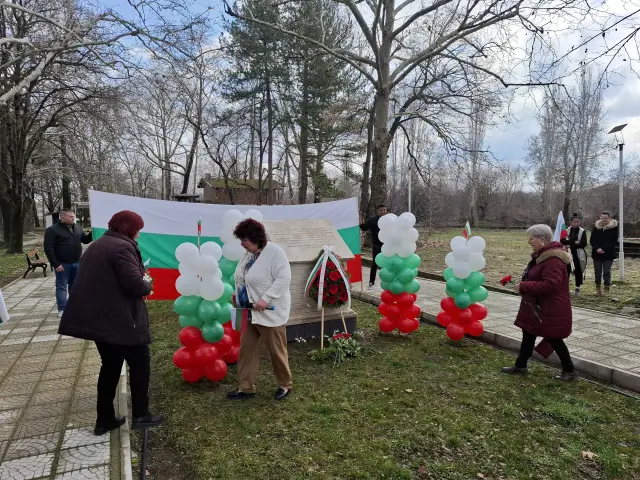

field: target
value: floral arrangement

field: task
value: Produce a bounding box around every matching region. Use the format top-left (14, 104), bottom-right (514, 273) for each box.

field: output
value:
top-left (143, 271), bottom-right (154, 296)
top-left (306, 249), bottom-right (350, 309)
top-left (500, 275), bottom-right (514, 287)
top-left (309, 331), bottom-right (362, 364)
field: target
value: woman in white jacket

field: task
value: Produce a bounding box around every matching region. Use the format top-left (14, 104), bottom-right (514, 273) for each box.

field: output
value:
top-left (227, 218), bottom-right (293, 401)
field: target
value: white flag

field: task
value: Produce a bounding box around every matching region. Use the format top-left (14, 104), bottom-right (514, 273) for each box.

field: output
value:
top-left (552, 211), bottom-right (566, 242)
top-left (0, 288), bottom-right (9, 324)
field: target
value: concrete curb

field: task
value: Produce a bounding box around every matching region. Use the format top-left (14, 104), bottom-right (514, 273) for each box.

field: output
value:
top-left (118, 365), bottom-right (134, 480)
top-left (352, 290), bottom-right (640, 394)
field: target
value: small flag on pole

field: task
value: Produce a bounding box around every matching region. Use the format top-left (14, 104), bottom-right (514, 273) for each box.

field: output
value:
top-left (552, 211), bottom-right (566, 242)
top-left (230, 308), bottom-right (249, 332)
top-left (462, 221), bottom-right (471, 239)
top-left (197, 215), bottom-right (202, 236)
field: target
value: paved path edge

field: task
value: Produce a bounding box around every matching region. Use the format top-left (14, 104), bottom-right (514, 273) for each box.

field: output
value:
top-left (118, 366), bottom-right (134, 480)
top-left (352, 290), bottom-right (640, 394)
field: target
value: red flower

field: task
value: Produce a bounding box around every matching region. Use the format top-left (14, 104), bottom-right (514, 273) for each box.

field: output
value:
top-left (500, 275), bottom-right (513, 286)
top-left (329, 284), bottom-right (339, 295)
top-left (329, 271), bottom-right (341, 282)
top-left (332, 333), bottom-right (352, 340)
top-left (339, 291), bottom-right (349, 302)
top-left (326, 296), bottom-right (337, 305)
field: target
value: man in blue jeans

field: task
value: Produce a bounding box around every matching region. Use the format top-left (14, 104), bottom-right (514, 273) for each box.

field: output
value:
top-left (44, 209), bottom-right (93, 316)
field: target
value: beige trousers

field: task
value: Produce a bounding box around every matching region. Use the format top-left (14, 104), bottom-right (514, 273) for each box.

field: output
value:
top-left (237, 322), bottom-right (293, 393)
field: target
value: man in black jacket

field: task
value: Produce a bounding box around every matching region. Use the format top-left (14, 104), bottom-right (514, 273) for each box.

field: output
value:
top-left (359, 204), bottom-right (387, 288)
top-left (590, 211), bottom-right (619, 295)
top-left (44, 208), bottom-right (93, 316)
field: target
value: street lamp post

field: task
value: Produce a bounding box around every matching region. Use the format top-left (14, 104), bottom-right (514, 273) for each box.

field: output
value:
top-left (608, 123), bottom-right (627, 282)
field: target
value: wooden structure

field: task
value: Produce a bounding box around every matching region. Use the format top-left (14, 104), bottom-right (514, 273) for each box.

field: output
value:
top-left (197, 174), bottom-right (283, 205)
top-left (24, 250), bottom-right (49, 278)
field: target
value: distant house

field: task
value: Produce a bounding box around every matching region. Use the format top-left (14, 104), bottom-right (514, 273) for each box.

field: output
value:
top-left (197, 174), bottom-right (284, 205)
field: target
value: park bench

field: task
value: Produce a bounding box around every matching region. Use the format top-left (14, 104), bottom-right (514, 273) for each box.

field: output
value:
top-left (23, 250), bottom-right (49, 278)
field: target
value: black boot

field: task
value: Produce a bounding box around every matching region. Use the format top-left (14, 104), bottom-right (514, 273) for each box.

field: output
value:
top-left (274, 388), bottom-right (291, 401)
top-left (553, 370), bottom-right (577, 381)
top-left (94, 416), bottom-right (126, 436)
top-left (226, 390), bottom-right (256, 400)
top-left (131, 415), bottom-right (164, 430)
top-left (500, 366), bottom-right (528, 375)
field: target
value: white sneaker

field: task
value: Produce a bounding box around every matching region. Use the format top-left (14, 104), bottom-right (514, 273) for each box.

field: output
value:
top-left (58, 311), bottom-right (64, 318)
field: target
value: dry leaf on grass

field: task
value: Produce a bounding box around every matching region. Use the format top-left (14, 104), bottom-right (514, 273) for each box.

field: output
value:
top-left (405, 389), bottom-right (414, 393)
top-left (582, 451), bottom-right (598, 460)
top-left (477, 474), bottom-right (486, 479)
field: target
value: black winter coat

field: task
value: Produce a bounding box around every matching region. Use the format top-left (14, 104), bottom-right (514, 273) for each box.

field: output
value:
top-left (360, 216), bottom-right (382, 246)
top-left (44, 222), bottom-right (92, 268)
top-left (59, 231), bottom-right (152, 345)
top-left (590, 219), bottom-right (619, 261)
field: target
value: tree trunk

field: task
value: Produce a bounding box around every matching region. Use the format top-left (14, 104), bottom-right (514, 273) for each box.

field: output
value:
top-left (182, 122), bottom-right (199, 194)
top-left (31, 182), bottom-right (39, 228)
top-left (360, 107), bottom-right (374, 217)
top-left (266, 75), bottom-right (274, 205)
top-left (371, 90), bottom-right (391, 210)
top-left (298, 60), bottom-right (310, 204)
top-left (61, 135), bottom-right (71, 209)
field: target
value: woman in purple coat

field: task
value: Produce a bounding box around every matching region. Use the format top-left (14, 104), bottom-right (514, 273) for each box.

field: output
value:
top-left (501, 224), bottom-right (576, 381)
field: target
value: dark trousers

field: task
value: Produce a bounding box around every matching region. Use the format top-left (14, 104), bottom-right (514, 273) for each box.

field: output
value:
top-left (95, 342), bottom-right (150, 423)
top-left (515, 331), bottom-right (574, 372)
top-left (593, 259), bottom-right (613, 286)
top-left (571, 253), bottom-right (584, 288)
top-left (370, 244), bottom-right (382, 285)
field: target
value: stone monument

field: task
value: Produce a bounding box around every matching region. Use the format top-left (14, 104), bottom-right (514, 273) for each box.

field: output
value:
top-left (262, 219), bottom-right (358, 341)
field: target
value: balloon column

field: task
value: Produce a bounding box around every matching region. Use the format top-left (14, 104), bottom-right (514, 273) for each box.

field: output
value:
top-left (171, 209), bottom-right (264, 383)
top-left (436, 234), bottom-right (489, 341)
top-left (376, 212), bottom-right (422, 334)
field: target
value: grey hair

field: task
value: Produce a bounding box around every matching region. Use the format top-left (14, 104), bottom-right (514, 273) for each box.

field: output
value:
top-left (526, 224), bottom-right (553, 243)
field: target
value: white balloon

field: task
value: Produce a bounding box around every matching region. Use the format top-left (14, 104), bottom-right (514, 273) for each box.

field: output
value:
top-left (386, 231), bottom-right (403, 247)
top-left (452, 244), bottom-right (470, 261)
top-left (378, 213), bottom-right (398, 231)
top-left (450, 236), bottom-right (467, 250)
top-left (196, 255), bottom-right (219, 276)
top-left (222, 209), bottom-right (244, 229)
top-left (468, 253), bottom-right (486, 270)
top-left (175, 242), bottom-right (200, 266)
top-left (453, 260), bottom-right (472, 279)
top-left (381, 243), bottom-right (396, 257)
top-left (467, 236), bottom-right (486, 253)
top-left (244, 208), bottom-right (263, 222)
top-left (214, 268), bottom-right (223, 279)
top-left (406, 227), bottom-right (419, 243)
top-left (397, 242), bottom-right (416, 258)
top-left (399, 212), bottom-right (416, 228)
top-left (222, 241), bottom-right (245, 261)
top-left (220, 229), bottom-right (236, 244)
top-left (200, 278), bottom-right (224, 301)
top-left (178, 262), bottom-right (196, 276)
top-left (445, 252), bottom-right (456, 268)
top-left (200, 241), bottom-right (222, 261)
top-left (378, 229), bottom-right (392, 244)
top-left (175, 275), bottom-right (200, 296)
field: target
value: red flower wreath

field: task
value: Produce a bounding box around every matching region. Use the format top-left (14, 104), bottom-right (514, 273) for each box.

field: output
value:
top-left (307, 252), bottom-right (350, 309)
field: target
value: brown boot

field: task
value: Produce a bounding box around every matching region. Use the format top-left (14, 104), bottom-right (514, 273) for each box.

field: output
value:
top-left (604, 285), bottom-right (610, 295)
top-left (596, 285), bottom-right (602, 295)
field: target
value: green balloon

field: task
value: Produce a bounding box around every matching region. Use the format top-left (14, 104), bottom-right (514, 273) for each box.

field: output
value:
top-left (405, 279), bottom-right (420, 294)
top-left (201, 321), bottom-right (224, 343)
top-left (179, 315), bottom-right (203, 328)
top-left (404, 253), bottom-right (421, 269)
top-left (379, 268), bottom-right (397, 283)
top-left (397, 267), bottom-right (415, 284)
top-left (219, 259), bottom-right (237, 278)
top-left (375, 254), bottom-right (390, 268)
top-left (468, 286), bottom-right (489, 303)
top-left (446, 277), bottom-right (466, 294)
top-left (454, 292), bottom-right (472, 309)
top-left (387, 256), bottom-right (404, 273)
top-left (465, 271), bottom-right (486, 289)
top-left (443, 268), bottom-right (455, 281)
top-left (389, 279), bottom-right (405, 295)
top-left (224, 276), bottom-right (235, 288)
top-left (412, 268), bottom-right (418, 277)
top-left (380, 281), bottom-right (390, 291)
top-left (219, 283), bottom-right (234, 303)
top-left (445, 287), bottom-right (456, 298)
top-left (198, 300), bottom-right (222, 323)
top-left (173, 295), bottom-right (202, 316)
top-left (218, 302), bottom-right (232, 323)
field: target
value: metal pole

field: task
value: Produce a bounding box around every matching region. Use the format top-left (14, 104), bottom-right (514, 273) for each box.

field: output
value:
top-left (140, 427), bottom-right (149, 480)
top-left (619, 143), bottom-right (625, 281)
top-left (408, 158), bottom-right (412, 213)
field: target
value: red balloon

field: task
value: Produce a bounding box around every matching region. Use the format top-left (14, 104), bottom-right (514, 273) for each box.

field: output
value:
top-left (458, 308), bottom-right (473, 323)
top-left (181, 368), bottom-right (202, 383)
top-left (378, 302), bottom-right (390, 317)
top-left (440, 297), bottom-right (456, 313)
top-left (380, 290), bottom-right (398, 304)
top-left (204, 358), bottom-right (228, 382)
top-left (437, 311), bottom-right (453, 327)
top-left (469, 303), bottom-right (488, 321)
top-left (398, 317), bottom-right (419, 333)
top-left (215, 334), bottom-right (233, 355)
top-left (223, 323), bottom-right (234, 335)
top-left (387, 305), bottom-right (403, 321)
top-left (223, 344), bottom-right (240, 364)
top-left (172, 347), bottom-right (193, 370)
top-left (397, 293), bottom-right (414, 308)
top-left (446, 323), bottom-right (465, 341)
top-left (378, 317), bottom-right (396, 333)
top-left (179, 327), bottom-right (204, 350)
top-left (411, 294), bottom-right (418, 302)
top-left (403, 304), bottom-right (421, 319)
top-left (194, 344), bottom-right (219, 368)
top-left (466, 321), bottom-right (484, 336)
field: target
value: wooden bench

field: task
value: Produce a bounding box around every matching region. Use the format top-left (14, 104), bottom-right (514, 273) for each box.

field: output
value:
top-left (24, 250), bottom-right (49, 278)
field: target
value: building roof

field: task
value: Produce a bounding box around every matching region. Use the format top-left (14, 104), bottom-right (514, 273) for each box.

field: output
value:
top-left (198, 177), bottom-right (283, 190)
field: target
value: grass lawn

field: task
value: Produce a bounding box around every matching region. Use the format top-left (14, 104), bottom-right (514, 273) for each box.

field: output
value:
top-left (141, 300), bottom-right (640, 480)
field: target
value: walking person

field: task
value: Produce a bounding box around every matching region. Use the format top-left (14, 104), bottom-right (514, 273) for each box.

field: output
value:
top-left (501, 224), bottom-right (576, 381)
top-left (59, 210), bottom-right (163, 435)
top-left (44, 208), bottom-right (92, 317)
top-left (359, 204), bottom-right (388, 288)
top-left (590, 211), bottom-right (619, 295)
top-left (227, 219), bottom-right (293, 401)
top-left (561, 213), bottom-right (588, 296)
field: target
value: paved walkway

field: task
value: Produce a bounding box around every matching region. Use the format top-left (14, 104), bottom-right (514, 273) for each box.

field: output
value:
top-left (0, 276), bottom-right (120, 480)
top-left (359, 267), bottom-right (640, 389)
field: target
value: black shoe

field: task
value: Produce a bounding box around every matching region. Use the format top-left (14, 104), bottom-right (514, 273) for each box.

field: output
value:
top-left (94, 416), bottom-right (126, 436)
top-left (500, 366), bottom-right (528, 375)
top-left (274, 388), bottom-right (291, 401)
top-left (131, 415), bottom-right (164, 430)
top-left (226, 390), bottom-right (256, 400)
top-left (553, 370), bottom-right (577, 381)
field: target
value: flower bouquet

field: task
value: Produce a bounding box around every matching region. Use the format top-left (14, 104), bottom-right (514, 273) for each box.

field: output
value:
top-left (500, 275), bottom-right (515, 287)
top-left (308, 260), bottom-right (350, 308)
top-left (309, 331), bottom-right (362, 365)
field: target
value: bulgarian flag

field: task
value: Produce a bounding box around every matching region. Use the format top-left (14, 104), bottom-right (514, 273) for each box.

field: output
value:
top-left (230, 308), bottom-right (249, 332)
top-left (88, 190), bottom-right (362, 300)
top-left (553, 211), bottom-right (567, 242)
top-left (462, 221), bottom-right (471, 239)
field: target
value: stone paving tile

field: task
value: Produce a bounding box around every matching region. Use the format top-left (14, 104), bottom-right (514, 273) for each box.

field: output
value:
top-left (0, 408), bottom-right (21, 425)
top-left (0, 452), bottom-right (55, 479)
top-left (55, 442), bottom-right (110, 474)
top-left (66, 410), bottom-right (95, 428)
top-left (0, 381), bottom-right (37, 397)
top-left (3, 432), bottom-right (61, 460)
top-left (54, 464), bottom-right (109, 479)
top-left (12, 415), bottom-right (65, 439)
top-left (22, 402), bottom-right (68, 421)
top-left (0, 423), bottom-right (15, 441)
top-left (36, 378), bottom-right (75, 394)
top-left (0, 394), bottom-right (30, 411)
top-left (30, 390), bottom-right (73, 407)
top-left (41, 368), bottom-right (78, 382)
top-left (61, 428), bottom-right (106, 449)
